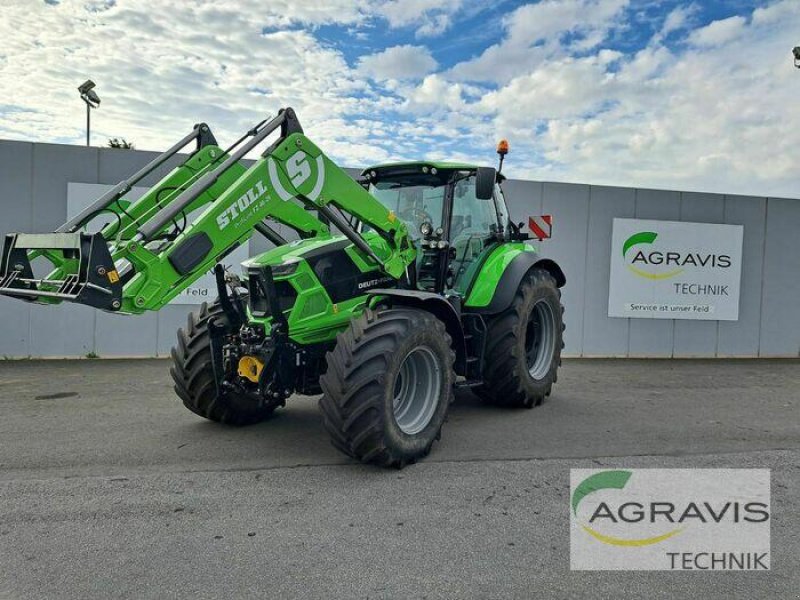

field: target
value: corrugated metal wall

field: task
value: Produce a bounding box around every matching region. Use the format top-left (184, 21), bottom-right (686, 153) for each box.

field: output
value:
top-left (1, 139), bottom-right (797, 358)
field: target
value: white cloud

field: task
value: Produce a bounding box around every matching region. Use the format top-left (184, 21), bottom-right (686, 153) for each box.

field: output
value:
top-left (375, 0), bottom-right (462, 37)
top-left (688, 15), bottom-right (747, 47)
top-left (415, 0), bottom-right (800, 197)
top-left (415, 14), bottom-right (451, 38)
top-left (662, 5), bottom-right (693, 34)
top-left (653, 4), bottom-right (698, 43)
top-left (450, 0), bottom-right (629, 83)
top-left (752, 0), bottom-right (800, 26)
top-left (503, 0), bottom-right (628, 45)
top-left (479, 54), bottom-right (618, 124)
top-left (404, 74), bottom-right (467, 112)
top-left (358, 45), bottom-right (438, 80)
top-left (0, 0), bottom-right (799, 199)
top-left (0, 0), bottom-right (379, 166)
top-left (497, 1), bottom-right (800, 195)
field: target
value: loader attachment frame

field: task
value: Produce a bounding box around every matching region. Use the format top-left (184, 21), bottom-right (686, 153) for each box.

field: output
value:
top-left (0, 107), bottom-right (413, 315)
top-left (0, 232), bottom-right (122, 310)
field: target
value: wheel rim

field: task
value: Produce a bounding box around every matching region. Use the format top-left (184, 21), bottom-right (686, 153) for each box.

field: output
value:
top-left (525, 299), bottom-right (557, 380)
top-left (392, 345), bottom-right (442, 435)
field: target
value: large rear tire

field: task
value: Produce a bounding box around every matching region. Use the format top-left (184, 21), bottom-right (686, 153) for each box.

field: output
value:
top-left (477, 268), bottom-right (564, 408)
top-left (170, 299), bottom-right (278, 426)
top-left (319, 308), bottom-right (455, 468)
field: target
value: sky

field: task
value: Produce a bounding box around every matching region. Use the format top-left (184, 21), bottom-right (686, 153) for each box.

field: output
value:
top-left (1, 0), bottom-right (799, 196)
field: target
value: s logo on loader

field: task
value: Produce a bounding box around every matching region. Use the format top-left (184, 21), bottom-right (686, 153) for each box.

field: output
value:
top-left (268, 150), bottom-right (326, 202)
top-left (287, 151), bottom-right (311, 187)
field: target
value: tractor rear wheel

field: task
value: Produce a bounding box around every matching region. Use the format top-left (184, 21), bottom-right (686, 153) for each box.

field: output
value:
top-left (477, 268), bottom-right (564, 408)
top-left (170, 299), bottom-right (279, 426)
top-left (319, 308), bottom-right (455, 468)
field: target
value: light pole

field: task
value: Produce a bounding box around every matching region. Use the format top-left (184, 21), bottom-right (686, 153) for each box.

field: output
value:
top-left (793, 47), bottom-right (800, 69)
top-left (78, 80), bottom-right (101, 146)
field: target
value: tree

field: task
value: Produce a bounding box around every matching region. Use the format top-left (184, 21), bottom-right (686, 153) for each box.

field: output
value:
top-left (107, 138), bottom-right (135, 149)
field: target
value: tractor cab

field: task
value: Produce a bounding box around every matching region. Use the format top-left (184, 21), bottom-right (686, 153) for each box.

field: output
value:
top-left (362, 161), bottom-right (512, 294)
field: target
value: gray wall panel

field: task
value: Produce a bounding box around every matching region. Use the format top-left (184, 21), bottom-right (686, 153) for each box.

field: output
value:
top-left (628, 189), bottom-right (680, 356)
top-left (31, 143), bottom-right (98, 230)
top-left (28, 304), bottom-right (95, 357)
top-left (95, 312), bottom-right (158, 357)
top-left (503, 179), bottom-right (544, 221)
top-left (717, 196), bottom-right (765, 356)
top-left (759, 198), bottom-right (800, 357)
top-left (0, 141), bottom-right (34, 233)
top-left (98, 148), bottom-right (162, 186)
top-left (0, 141), bottom-right (797, 358)
top-left (582, 186), bottom-right (635, 356)
top-left (0, 299), bottom-right (30, 358)
top-left (541, 182), bottom-right (589, 356)
top-left (0, 141), bottom-right (34, 357)
top-left (673, 192), bottom-right (725, 357)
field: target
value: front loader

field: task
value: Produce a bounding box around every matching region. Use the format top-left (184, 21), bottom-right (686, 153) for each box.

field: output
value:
top-left (0, 108), bottom-right (565, 468)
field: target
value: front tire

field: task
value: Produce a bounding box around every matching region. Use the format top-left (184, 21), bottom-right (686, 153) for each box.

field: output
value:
top-left (170, 299), bottom-right (278, 426)
top-left (319, 308), bottom-right (455, 468)
top-left (478, 268), bottom-right (564, 408)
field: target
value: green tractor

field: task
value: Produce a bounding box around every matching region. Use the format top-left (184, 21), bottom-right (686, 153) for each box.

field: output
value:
top-left (0, 108), bottom-right (565, 467)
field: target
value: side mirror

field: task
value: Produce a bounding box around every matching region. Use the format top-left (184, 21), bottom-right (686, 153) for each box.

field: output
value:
top-left (475, 167), bottom-right (496, 200)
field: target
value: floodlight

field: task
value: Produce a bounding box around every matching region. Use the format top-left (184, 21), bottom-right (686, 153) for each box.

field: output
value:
top-left (78, 79), bottom-right (101, 145)
top-left (78, 79), bottom-right (96, 95)
top-left (85, 89), bottom-right (101, 106)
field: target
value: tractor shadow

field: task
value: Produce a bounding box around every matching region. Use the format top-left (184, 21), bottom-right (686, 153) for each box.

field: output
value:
top-left (170, 386), bottom-right (567, 469)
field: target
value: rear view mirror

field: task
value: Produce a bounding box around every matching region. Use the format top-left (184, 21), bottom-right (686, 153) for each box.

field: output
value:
top-left (475, 167), bottom-right (496, 200)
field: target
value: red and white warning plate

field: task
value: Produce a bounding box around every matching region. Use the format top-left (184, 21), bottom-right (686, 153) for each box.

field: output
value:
top-left (528, 215), bottom-right (552, 241)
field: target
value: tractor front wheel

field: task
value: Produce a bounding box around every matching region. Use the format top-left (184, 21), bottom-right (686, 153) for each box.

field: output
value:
top-left (477, 268), bottom-right (564, 408)
top-left (319, 308), bottom-right (455, 468)
top-left (170, 299), bottom-right (279, 426)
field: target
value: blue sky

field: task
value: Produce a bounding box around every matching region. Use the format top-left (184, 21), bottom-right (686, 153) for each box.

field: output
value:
top-left (323, 1), bottom-right (758, 69)
top-left (1, 0), bottom-right (798, 196)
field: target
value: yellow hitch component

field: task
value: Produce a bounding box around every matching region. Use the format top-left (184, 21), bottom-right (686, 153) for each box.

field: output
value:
top-left (237, 355), bottom-right (264, 383)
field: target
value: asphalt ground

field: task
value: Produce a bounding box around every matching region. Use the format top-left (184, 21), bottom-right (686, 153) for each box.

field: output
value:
top-left (0, 358), bottom-right (797, 599)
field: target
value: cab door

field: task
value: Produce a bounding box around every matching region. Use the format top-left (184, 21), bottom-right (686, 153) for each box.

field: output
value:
top-left (449, 177), bottom-right (504, 293)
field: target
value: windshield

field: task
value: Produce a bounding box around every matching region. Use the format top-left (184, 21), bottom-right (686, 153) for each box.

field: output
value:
top-left (368, 181), bottom-right (444, 239)
top-left (368, 174), bottom-right (498, 238)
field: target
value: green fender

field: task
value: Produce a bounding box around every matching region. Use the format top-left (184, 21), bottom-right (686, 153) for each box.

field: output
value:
top-left (463, 243), bottom-right (565, 314)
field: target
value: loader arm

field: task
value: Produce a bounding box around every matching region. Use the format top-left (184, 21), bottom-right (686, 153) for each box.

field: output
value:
top-left (118, 126), bottom-right (414, 313)
top-left (0, 108), bottom-right (413, 315)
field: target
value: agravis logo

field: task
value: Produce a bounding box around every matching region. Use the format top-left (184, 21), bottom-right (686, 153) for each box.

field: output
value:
top-left (570, 469), bottom-right (771, 571)
top-left (622, 231), bottom-right (732, 280)
top-left (622, 231), bottom-right (683, 280)
top-left (572, 470), bottom-right (683, 547)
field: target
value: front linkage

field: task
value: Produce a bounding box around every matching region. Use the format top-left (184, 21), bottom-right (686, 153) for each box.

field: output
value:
top-left (207, 264), bottom-right (303, 409)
